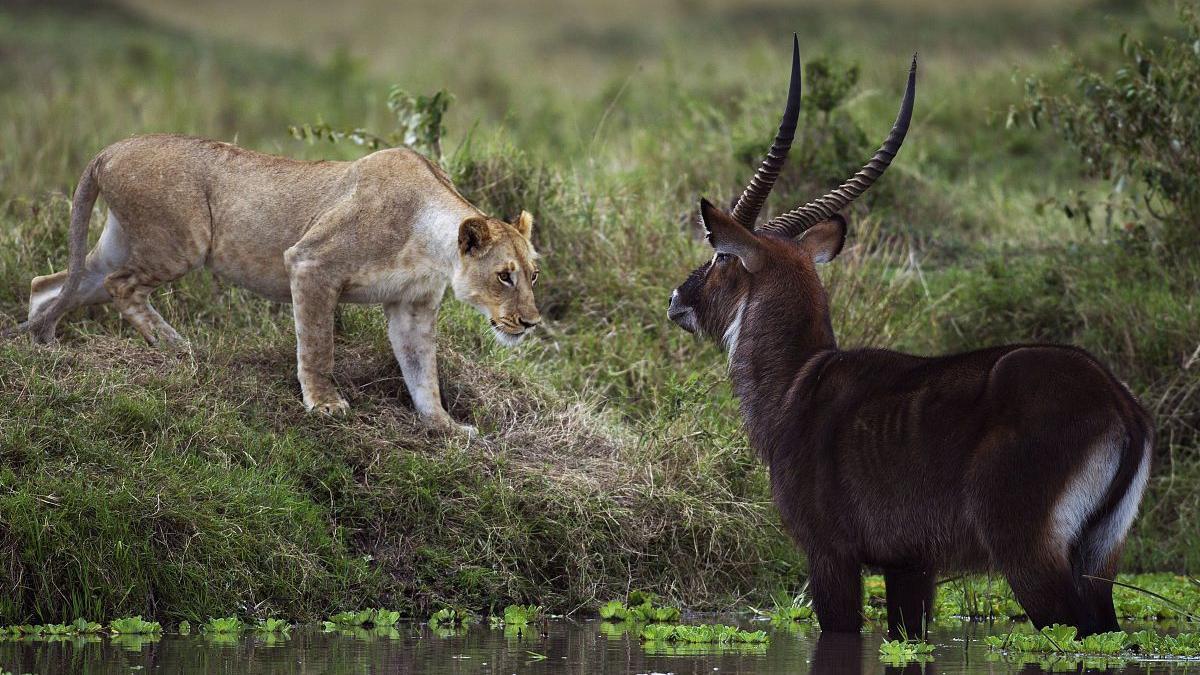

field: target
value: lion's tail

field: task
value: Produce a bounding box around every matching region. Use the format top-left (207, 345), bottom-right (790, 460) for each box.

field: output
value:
top-left (2, 155), bottom-right (102, 342)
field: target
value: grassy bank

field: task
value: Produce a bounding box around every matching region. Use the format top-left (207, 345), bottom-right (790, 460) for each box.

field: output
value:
top-left (0, 0), bottom-right (1196, 624)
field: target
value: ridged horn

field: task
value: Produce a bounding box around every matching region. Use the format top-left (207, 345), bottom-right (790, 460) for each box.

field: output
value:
top-left (729, 34), bottom-right (802, 229)
top-left (758, 53), bottom-right (917, 238)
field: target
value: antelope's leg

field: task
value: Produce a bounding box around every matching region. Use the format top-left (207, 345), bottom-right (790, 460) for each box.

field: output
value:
top-left (1005, 564), bottom-right (1091, 635)
top-left (811, 633), bottom-right (865, 675)
top-left (883, 567), bottom-right (935, 639)
top-left (808, 555), bottom-right (863, 633)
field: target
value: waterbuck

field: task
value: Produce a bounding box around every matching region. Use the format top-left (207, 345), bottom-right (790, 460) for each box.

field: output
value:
top-left (667, 38), bottom-right (1153, 637)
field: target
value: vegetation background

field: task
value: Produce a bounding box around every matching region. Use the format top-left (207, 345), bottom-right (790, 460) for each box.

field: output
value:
top-left (0, 0), bottom-right (1195, 624)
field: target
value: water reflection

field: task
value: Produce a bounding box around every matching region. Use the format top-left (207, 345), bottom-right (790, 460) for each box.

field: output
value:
top-left (0, 619), bottom-right (1195, 674)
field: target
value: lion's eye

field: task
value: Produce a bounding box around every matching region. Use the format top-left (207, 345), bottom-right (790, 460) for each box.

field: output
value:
top-left (498, 271), bottom-right (513, 286)
top-left (531, 270), bottom-right (539, 285)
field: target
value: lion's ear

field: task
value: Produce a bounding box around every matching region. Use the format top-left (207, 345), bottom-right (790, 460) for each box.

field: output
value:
top-left (458, 217), bottom-right (493, 255)
top-left (513, 210), bottom-right (534, 241)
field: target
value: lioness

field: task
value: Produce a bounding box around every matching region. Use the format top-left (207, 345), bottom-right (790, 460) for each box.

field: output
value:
top-left (10, 134), bottom-right (541, 431)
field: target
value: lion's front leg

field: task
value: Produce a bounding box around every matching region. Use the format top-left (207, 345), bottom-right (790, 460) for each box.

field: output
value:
top-left (384, 299), bottom-right (474, 434)
top-left (286, 258), bottom-right (348, 415)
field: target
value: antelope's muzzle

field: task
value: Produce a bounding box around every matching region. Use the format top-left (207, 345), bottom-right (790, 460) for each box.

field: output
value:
top-left (667, 289), bottom-right (697, 333)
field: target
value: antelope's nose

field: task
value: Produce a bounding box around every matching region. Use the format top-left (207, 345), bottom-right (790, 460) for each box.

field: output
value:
top-left (666, 289), bottom-right (689, 325)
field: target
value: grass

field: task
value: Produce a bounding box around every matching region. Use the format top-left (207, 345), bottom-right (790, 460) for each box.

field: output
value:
top-left (0, 0), bottom-right (1196, 625)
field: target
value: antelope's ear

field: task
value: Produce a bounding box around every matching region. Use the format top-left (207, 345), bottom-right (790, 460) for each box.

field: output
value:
top-left (513, 210), bottom-right (534, 241)
top-left (797, 214), bottom-right (847, 264)
top-left (699, 197), bottom-right (764, 273)
top-left (458, 217), bottom-right (493, 256)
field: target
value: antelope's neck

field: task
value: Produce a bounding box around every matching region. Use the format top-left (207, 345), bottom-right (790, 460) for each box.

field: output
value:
top-left (727, 303), bottom-right (837, 462)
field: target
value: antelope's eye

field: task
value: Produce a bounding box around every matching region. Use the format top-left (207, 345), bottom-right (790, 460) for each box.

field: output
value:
top-left (498, 271), bottom-right (513, 286)
top-left (531, 270), bottom-right (540, 285)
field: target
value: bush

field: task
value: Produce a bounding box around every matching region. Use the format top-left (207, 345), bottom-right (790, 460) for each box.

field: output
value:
top-left (1015, 4), bottom-right (1200, 252)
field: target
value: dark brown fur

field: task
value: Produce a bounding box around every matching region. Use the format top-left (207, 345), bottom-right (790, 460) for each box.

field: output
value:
top-left (669, 200), bottom-right (1154, 637)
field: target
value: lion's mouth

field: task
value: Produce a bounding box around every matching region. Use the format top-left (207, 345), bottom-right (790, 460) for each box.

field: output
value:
top-left (489, 320), bottom-right (527, 346)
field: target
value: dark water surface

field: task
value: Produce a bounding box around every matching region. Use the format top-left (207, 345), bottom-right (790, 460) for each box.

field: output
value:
top-left (1, 618), bottom-right (1197, 674)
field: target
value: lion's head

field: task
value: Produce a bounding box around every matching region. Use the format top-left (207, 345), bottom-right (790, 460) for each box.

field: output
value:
top-left (453, 211), bottom-right (541, 346)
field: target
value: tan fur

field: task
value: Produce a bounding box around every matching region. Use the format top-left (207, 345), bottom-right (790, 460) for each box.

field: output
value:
top-left (17, 134), bottom-right (541, 431)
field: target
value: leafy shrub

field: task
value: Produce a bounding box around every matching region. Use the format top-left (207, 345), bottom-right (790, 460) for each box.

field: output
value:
top-left (289, 87), bottom-right (454, 159)
top-left (1015, 4), bottom-right (1200, 252)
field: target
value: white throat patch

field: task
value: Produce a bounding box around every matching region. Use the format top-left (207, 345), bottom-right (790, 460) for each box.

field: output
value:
top-left (723, 298), bottom-right (747, 363)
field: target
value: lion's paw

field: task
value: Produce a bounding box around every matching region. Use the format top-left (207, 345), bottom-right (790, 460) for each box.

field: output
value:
top-left (306, 397), bottom-right (350, 415)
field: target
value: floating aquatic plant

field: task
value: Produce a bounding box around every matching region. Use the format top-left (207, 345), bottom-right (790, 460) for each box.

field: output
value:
top-left (372, 609), bottom-right (401, 627)
top-left (202, 617), bottom-right (244, 634)
top-left (878, 638), bottom-right (935, 665)
top-left (639, 623), bottom-right (768, 644)
top-left (766, 604), bottom-right (816, 625)
top-left (329, 609), bottom-right (375, 627)
top-left (108, 616), bottom-right (163, 635)
top-left (253, 618), bottom-right (290, 634)
top-left (502, 604), bottom-right (544, 625)
top-left (985, 624), bottom-right (1200, 658)
top-left (72, 618), bottom-right (103, 634)
top-left (598, 592), bottom-right (679, 623)
top-left (427, 607), bottom-right (472, 629)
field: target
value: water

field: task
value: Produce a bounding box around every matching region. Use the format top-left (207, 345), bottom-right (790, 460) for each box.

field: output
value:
top-left (1, 618), bottom-right (1197, 674)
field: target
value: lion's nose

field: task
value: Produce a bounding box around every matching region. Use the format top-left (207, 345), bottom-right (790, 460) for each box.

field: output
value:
top-left (519, 316), bottom-right (541, 329)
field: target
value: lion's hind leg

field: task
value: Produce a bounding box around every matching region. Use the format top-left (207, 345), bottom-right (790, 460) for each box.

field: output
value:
top-left (94, 204), bottom-right (211, 349)
top-left (102, 265), bottom-right (193, 349)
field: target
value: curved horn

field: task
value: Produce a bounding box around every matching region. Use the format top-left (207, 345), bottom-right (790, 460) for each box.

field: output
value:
top-left (758, 54), bottom-right (917, 238)
top-left (729, 34), bottom-right (802, 229)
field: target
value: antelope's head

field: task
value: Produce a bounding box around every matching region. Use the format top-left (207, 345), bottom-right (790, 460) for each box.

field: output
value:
top-left (669, 36), bottom-right (916, 356)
